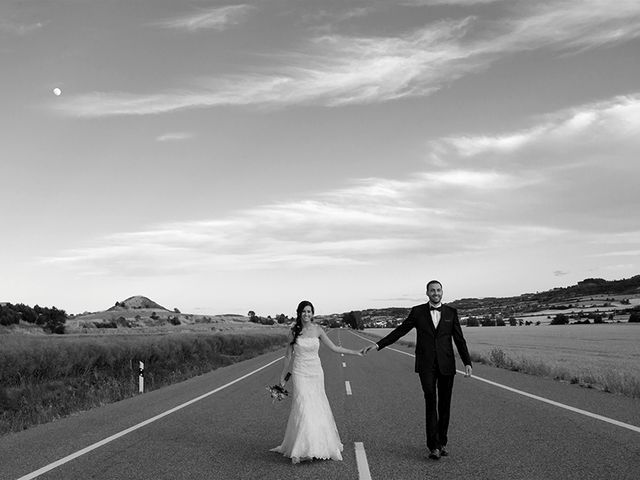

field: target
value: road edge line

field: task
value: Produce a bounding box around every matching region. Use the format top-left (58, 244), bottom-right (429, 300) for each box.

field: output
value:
top-left (349, 331), bottom-right (640, 434)
top-left (17, 356), bottom-right (284, 480)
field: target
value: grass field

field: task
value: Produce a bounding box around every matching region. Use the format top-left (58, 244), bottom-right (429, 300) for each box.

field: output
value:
top-left (365, 324), bottom-right (640, 398)
top-left (0, 327), bottom-right (289, 436)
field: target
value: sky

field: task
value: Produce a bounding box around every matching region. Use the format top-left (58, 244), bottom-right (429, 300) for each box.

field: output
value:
top-left (1, 0), bottom-right (640, 317)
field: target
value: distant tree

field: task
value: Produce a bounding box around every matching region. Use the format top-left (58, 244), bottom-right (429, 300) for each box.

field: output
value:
top-left (496, 318), bottom-right (506, 327)
top-left (328, 318), bottom-right (342, 328)
top-left (550, 314), bottom-right (569, 325)
top-left (0, 305), bottom-right (20, 326)
top-left (342, 311), bottom-right (364, 330)
top-left (589, 313), bottom-right (604, 324)
top-left (14, 303), bottom-right (37, 324)
top-left (276, 314), bottom-right (288, 324)
top-left (95, 320), bottom-right (117, 329)
top-left (629, 312), bottom-right (640, 323)
top-left (481, 317), bottom-right (496, 327)
top-left (169, 316), bottom-right (181, 326)
top-left (508, 317), bottom-right (517, 326)
top-left (248, 311), bottom-right (256, 320)
top-left (466, 316), bottom-right (480, 327)
top-left (115, 316), bottom-right (131, 328)
top-left (621, 298), bottom-right (631, 305)
top-left (173, 308), bottom-right (181, 314)
top-left (150, 312), bottom-right (160, 320)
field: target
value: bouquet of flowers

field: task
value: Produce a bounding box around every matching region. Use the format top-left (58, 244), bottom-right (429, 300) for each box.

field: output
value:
top-left (266, 372), bottom-right (291, 403)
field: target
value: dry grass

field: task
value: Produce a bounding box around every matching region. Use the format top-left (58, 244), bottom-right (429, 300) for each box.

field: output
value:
top-left (365, 324), bottom-right (640, 398)
top-left (0, 327), bottom-right (289, 436)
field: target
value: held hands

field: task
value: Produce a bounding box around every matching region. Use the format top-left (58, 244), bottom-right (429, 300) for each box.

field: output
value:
top-left (360, 345), bottom-right (377, 355)
top-left (464, 365), bottom-right (472, 378)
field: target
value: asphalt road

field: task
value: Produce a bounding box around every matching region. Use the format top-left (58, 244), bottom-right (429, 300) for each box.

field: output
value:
top-left (1, 329), bottom-right (639, 480)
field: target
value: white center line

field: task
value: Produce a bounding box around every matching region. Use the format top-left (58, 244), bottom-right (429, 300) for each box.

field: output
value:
top-left (349, 331), bottom-right (640, 434)
top-left (354, 442), bottom-right (373, 480)
top-left (345, 380), bottom-right (352, 395)
top-left (16, 356), bottom-right (284, 480)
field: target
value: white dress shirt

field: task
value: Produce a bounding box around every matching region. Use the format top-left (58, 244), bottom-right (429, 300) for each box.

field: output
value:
top-left (429, 303), bottom-right (442, 329)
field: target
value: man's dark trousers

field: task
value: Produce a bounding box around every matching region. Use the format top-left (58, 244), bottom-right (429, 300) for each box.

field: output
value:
top-left (418, 361), bottom-right (455, 451)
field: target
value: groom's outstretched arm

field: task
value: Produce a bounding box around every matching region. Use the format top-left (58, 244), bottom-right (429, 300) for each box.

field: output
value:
top-left (364, 308), bottom-right (417, 354)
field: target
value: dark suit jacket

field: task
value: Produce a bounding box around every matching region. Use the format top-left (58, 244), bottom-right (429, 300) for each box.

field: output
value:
top-left (376, 303), bottom-right (472, 375)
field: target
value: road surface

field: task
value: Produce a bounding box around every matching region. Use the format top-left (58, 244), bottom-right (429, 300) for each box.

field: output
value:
top-left (1, 329), bottom-right (639, 480)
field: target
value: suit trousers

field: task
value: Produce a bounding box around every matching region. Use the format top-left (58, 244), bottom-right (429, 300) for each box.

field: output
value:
top-left (418, 364), bottom-right (455, 451)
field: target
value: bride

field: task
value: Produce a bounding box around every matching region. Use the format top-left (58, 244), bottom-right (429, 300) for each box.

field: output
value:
top-left (271, 300), bottom-right (363, 464)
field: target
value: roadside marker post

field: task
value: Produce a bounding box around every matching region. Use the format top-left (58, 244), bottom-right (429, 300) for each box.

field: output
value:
top-left (138, 361), bottom-right (144, 394)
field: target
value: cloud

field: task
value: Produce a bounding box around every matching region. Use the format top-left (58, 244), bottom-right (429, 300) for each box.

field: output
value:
top-left (495, 0), bottom-right (640, 53)
top-left (438, 94), bottom-right (640, 159)
top-left (402, 0), bottom-right (504, 5)
top-left (41, 169), bottom-right (554, 277)
top-left (155, 132), bottom-right (194, 142)
top-left (553, 270), bottom-right (569, 276)
top-left (0, 20), bottom-right (44, 35)
top-left (52, 1), bottom-right (640, 117)
top-left (153, 5), bottom-right (255, 32)
top-left (592, 250), bottom-right (640, 257)
top-left (42, 90), bottom-right (640, 277)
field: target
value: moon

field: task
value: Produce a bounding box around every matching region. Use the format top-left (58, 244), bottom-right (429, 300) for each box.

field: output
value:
top-left (53, 87), bottom-right (62, 96)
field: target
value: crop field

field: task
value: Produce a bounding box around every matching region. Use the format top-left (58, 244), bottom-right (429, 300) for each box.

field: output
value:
top-left (365, 324), bottom-right (640, 397)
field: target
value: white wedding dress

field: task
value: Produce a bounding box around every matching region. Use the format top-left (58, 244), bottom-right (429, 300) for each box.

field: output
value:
top-left (271, 336), bottom-right (344, 463)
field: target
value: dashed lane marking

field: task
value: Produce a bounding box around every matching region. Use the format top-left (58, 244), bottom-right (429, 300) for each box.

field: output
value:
top-left (354, 442), bottom-right (373, 480)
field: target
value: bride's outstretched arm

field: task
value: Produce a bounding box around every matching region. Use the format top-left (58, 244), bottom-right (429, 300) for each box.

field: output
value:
top-left (318, 328), bottom-right (363, 356)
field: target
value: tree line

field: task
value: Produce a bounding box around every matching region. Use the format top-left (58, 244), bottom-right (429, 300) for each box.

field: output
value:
top-left (0, 303), bottom-right (67, 334)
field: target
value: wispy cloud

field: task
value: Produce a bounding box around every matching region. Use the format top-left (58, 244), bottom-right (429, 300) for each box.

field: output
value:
top-left (44, 92), bottom-right (640, 276)
top-left (0, 20), bottom-right (44, 35)
top-left (156, 132), bottom-right (194, 142)
top-left (439, 94), bottom-right (640, 161)
top-left (592, 250), bottom-right (640, 257)
top-left (496, 0), bottom-right (640, 53)
top-left (53, 0), bottom-right (640, 117)
top-left (154, 5), bottom-right (255, 32)
top-left (402, 0), bottom-right (504, 5)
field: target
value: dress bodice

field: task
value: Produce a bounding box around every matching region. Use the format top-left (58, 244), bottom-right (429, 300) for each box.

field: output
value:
top-left (292, 336), bottom-right (321, 375)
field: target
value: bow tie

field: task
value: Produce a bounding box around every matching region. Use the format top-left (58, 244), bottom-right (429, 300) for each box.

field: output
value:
top-left (429, 305), bottom-right (442, 311)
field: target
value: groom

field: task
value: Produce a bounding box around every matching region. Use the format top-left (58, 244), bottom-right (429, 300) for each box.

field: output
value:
top-left (363, 280), bottom-right (472, 460)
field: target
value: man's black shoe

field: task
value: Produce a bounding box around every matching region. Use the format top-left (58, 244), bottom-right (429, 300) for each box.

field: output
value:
top-left (428, 449), bottom-right (441, 460)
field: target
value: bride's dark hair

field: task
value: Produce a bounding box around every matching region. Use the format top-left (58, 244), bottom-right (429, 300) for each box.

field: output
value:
top-left (291, 300), bottom-right (314, 347)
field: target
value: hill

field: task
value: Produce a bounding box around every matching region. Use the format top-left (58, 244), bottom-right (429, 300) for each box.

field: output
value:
top-left (357, 275), bottom-right (640, 327)
top-left (66, 296), bottom-right (252, 333)
top-left (107, 295), bottom-right (168, 311)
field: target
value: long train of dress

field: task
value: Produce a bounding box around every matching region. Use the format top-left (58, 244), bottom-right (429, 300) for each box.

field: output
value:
top-left (271, 337), bottom-right (343, 463)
